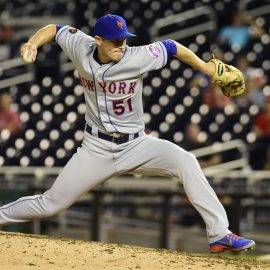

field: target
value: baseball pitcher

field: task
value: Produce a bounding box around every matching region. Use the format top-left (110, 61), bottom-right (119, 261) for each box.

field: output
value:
top-left (0, 14), bottom-right (253, 253)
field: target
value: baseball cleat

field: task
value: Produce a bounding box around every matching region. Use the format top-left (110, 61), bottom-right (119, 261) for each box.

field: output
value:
top-left (209, 233), bottom-right (256, 253)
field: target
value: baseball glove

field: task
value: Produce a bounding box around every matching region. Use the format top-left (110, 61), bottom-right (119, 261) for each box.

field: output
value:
top-left (209, 58), bottom-right (245, 97)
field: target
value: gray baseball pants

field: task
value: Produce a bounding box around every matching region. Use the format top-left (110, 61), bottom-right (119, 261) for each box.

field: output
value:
top-left (0, 131), bottom-right (230, 243)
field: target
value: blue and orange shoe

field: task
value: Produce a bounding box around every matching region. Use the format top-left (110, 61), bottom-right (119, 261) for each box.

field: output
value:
top-left (209, 233), bottom-right (256, 253)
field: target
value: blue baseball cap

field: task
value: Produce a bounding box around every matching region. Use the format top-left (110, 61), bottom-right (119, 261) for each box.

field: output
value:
top-left (94, 14), bottom-right (136, 40)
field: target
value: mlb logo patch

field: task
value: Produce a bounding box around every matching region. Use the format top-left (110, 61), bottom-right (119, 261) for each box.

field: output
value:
top-left (146, 44), bottom-right (161, 58)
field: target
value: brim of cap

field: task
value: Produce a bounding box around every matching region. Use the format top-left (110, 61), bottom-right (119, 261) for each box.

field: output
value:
top-left (101, 32), bottom-right (136, 39)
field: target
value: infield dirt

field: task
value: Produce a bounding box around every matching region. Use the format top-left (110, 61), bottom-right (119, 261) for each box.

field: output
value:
top-left (0, 232), bottom-right (269, 270)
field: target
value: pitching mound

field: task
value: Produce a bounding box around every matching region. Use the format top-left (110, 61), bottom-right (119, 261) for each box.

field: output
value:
top-left (0, 232), bottom-right (269, 270)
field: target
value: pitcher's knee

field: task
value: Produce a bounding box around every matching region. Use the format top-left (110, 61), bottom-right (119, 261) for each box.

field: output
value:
top-left (184, 151), bottom-right (198, 164)
top-left (173, 149), bottom-right (198, 167)
top-left (38, 195), bottom-right (69, 218)
top-left (169, 150), bottom-right (201, 175)
top-left (182, 151), bottom-right (201, 171)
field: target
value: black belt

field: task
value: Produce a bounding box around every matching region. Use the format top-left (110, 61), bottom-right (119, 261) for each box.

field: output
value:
top-left (86, 125), bottom-right (139, 144)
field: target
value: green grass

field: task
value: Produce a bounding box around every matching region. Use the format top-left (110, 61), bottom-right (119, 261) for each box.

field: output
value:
top-left (216, 253), bottom-right (259, 261)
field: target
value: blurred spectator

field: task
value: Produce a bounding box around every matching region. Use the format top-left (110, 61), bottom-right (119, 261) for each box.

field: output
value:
top-left (246, 68), bottom-right (267, 109)
top-left (202, 85), bottom-right (235, 110)
top-left (181, 122), bottom-right (222, 168)
top-left (250, 96), bottom-right (270, 170)
top-left (218, 11), bottom-right (264, 51)
top-left (234, 54), bottom-right (254, 79)
top-left (189, 71), bottom-right (211, 92)
top-left (236, 68), bottom-right (267, 110)
top-left (0, 25), bottom-right (14, 61)
top-left (0, 90), bottom-right (21, 135)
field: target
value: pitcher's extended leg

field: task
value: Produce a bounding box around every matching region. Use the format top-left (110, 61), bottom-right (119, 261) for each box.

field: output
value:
top-left (0, 146), bottom-right (116, 224)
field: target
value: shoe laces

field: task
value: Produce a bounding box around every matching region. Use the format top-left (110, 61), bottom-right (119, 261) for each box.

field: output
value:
top-left (227, 233), bottom-right (241, 241)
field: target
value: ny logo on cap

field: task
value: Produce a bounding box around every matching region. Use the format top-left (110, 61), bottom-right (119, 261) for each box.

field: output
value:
top-left (117, 20), bottom-right (124, 29)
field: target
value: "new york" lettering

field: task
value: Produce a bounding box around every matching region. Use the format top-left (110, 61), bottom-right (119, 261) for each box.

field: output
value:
top-left (79, 75), bottom-right (136, 94)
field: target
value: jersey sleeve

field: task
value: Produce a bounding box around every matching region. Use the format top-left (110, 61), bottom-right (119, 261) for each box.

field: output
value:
top-left (129, 41), bottom-right (168, 73)
top-left (55, 25), bottom-right (94, 62)
top-left (161, 39), bottom-right (177, 56)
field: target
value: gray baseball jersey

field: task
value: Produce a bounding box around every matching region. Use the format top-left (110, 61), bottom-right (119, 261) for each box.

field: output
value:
top-left (56, 26), bottom-right (167, 134)
top-left (0, 26), bottom-right (231, 244)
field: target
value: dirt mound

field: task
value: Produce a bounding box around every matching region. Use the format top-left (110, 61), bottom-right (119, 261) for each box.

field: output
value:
top-left (0, 232), bottom-right (269, 270)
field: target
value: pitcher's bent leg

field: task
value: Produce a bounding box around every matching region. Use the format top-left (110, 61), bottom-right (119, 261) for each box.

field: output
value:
top-left (116, 136), bottom-right (230, 243)
top-left (177, 151), bottom-right (231, 242)
top-left (0, 147), bottom-right (116, 225)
